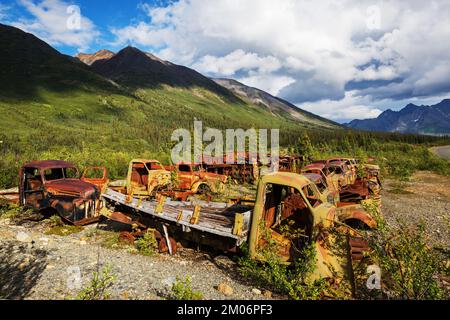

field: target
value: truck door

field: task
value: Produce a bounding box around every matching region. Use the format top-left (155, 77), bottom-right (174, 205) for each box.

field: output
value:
top-left (177, 164), bottom-right (196, 190)
top-left (22, 167), bottom-right (44, 208)
top-left (257, 184), bottom-right (313, 262)
top-left (82, 166), bottom-right (108, 193)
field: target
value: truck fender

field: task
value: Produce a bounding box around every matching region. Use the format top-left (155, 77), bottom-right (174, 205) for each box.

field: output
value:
top-left (337, 206), bottom-right (377, 230)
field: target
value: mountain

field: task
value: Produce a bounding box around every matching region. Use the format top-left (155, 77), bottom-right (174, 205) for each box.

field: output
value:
top-left (346, 100), bottom-right (450, 135)
top-left (76, 49), bottom-right (115, 65)
top-left (0, 23), bottom-right (116, 97)
top-left (213, 78), bottom-right (338, 128)
top-left (89, 46), bottom-right (238, 100)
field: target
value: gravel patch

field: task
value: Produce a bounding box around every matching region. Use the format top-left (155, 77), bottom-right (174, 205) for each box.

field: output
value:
top-left (382, 171), bottom-right (450, 249)
top-left (0, 220), bottom-right (275, 300)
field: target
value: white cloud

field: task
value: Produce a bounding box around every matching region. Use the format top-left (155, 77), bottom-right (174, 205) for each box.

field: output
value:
top-left (238, 75), bottom-right (296, 97)
top-left (298, 92), bottom-right (383, 122)
top-left (110, 0), bottom-right (450, 120)
top-left (192, 50), bottom-right (281, 76)
top-left (12, 0), bottom-right (99, 52)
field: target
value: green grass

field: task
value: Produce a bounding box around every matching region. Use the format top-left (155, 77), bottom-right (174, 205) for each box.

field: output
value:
top-left (45, 225), bottom-right (84, 236)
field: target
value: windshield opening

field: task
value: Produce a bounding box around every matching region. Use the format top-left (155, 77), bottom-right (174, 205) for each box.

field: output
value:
top-left (44, 167), bottom-right (78, 181)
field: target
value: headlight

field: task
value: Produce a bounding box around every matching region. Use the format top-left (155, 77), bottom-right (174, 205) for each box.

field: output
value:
top-left (79, 203), bottom-right (85, 211)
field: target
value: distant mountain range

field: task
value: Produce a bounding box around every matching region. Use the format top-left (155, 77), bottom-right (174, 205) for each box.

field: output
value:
top-left (346, 100), bottom-right (450, 135)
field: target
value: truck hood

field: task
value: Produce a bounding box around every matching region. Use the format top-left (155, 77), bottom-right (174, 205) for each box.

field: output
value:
top-left (46, 179), bottom-right (97, 198)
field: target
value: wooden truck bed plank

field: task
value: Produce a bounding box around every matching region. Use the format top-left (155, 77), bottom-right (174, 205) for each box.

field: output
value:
top-left (102, 189), bottom-right (251, 242)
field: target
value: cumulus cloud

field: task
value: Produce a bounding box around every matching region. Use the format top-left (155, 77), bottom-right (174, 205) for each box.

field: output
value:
top-left (192, 50), bottom-right (282, 77)
top-left (12, 0), bottom-right (99, 52)
top-left (109, 0), bottom-right (450, 120)
top-left (238, 74), bottom-right (296, 97)
top-left (298, 92), bottom-right (383, 122)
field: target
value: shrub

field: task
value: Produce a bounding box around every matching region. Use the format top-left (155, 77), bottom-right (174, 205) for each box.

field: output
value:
top-left (169, 276), bottom-right (203, 300)
top-left (237, 241), bottom-right (331, 300)
top-left (0, 201), bottom-right (21, 219)
top-left (47, 214), bottom-right (64, 227)
top-left (134, 230), bottom-right (158, 256)
top-left (361, 219), bottom-right (447, 300)
top-left (76, 265), bottom-right (116, 300)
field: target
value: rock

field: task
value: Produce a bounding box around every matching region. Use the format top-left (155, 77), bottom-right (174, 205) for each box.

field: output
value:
top-left (39, 237), bottom-right (49, 246)
top-left (18, 257), bottom-right (30, 270)
top-left (252, 288), bottom-right (261, 295)
top-left (217, 282), bottom-right (233, 296)
top-left (263, 290), bottom-right (272, 298)
top-left (162, 276), bottom-right (176, 287)
top-left (16, 231), bottom-right (32, 243)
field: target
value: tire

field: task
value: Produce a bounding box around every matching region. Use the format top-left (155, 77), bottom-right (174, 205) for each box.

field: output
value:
top-left (197, 184), bottom-right (211, 195)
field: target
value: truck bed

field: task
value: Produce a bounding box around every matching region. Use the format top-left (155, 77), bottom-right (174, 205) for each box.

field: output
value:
top-left (101, 188), bottom-right (252, 244)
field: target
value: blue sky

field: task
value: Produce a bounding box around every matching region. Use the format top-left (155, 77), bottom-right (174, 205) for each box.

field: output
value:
top-left (1, 0), bottom-right (450, 122)
top-left (0, 0), bottom-right (170, 54)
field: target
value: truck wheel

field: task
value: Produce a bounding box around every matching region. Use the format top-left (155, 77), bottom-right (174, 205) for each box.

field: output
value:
top-left (198, 184), bottom-right (211, 195)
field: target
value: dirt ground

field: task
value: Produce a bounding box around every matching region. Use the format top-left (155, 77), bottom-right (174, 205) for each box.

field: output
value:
top-left (382, 171), bottom-right (450, 249)
top-left (0, 171), bottom-right (449, 300)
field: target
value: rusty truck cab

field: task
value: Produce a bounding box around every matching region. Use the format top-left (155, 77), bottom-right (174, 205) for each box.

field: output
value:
top-left (19, 160), bottom-right (102, 225)
top-left (126, 159), bottom-right (171, 199)
top-left (302, 172), bottom-right (340, 205)
top-left (248, 172), bottom-right (336, 263)
top-left (171, 162), bottom-right (227, 194)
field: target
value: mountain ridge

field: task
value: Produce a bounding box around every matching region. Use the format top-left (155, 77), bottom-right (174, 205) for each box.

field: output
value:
top-left (76, 46), bottom-right (339, 128)
top-left (89, 46), bottom-right (240, 102)
top-left (213, 78), bottom-right (339, 128)
top-left (346, 99), bottom-right (450, 135)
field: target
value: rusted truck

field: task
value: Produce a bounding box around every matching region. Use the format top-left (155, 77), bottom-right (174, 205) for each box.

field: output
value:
top-left (304, 158), bottom-right (381, 208)
top-left (0, 160), bottom-right (105, 225)
top-left (301, 163), bottom-right (340, 194)
top-left (108, 159), bottom-right (171, 200)
top-left (202, 153), bottom-right (304, 184)
top-left (101, 171), bottom-right (375, 281)
top-left (165, 163), bottom-right (228, 195)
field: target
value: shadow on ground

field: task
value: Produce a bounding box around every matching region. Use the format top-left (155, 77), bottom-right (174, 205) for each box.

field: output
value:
top-left (0, 241), bottom-right (48, 299)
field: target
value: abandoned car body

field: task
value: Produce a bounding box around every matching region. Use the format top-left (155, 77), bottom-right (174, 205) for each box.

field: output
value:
top-left (19, 160), bottom-right (104, 225)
